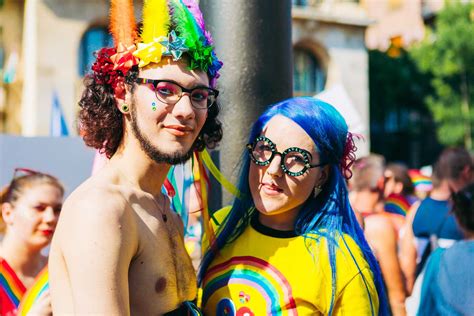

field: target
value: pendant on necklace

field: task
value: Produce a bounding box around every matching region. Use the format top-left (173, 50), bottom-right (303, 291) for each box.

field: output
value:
top-left (162, 214), bottom-right (167, 222)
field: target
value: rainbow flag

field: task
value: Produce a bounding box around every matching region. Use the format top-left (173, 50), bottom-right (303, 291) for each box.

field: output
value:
top-left (17, 266), bottom-right (49, 315)
top-left (408, 169), bottom-right (432, 192)
top-left (384, 193), bottom-right (411, 216)
top-left (0, 258), bottom-right (27, 314)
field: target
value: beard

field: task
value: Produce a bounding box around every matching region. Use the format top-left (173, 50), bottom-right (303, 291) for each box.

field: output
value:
top-left (130, 104), bottom-right (195, 165)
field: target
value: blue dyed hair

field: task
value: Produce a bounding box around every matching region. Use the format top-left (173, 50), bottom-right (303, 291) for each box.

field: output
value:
top-left (199, 97), bottom-right (388, 315)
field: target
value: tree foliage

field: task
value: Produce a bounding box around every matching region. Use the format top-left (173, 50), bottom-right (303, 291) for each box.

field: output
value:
top-left (410, 1), bottom-right (474, 149)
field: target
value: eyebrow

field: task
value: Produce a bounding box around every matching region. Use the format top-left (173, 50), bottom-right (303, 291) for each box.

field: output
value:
top-left (259, 135), bottom-right (316, 159)
top-left (141, 78), bottom-right (211, 90)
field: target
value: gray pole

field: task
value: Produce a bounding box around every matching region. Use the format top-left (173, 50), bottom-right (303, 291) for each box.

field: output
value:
top-left (201, 0), bottom-right (293, 208)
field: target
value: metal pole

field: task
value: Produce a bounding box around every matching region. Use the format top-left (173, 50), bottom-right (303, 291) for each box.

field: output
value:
top-left (200, 0), bottom-right (293, 207)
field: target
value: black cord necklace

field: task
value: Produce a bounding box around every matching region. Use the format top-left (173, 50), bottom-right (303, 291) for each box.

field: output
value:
top-left (118, 169), bottom-right (168, 223)
top-left (151, 193), bottom-right (168, 223)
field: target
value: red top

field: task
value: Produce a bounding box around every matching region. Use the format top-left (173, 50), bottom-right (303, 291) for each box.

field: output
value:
top-left (0, 258), bottom-right (27, 316)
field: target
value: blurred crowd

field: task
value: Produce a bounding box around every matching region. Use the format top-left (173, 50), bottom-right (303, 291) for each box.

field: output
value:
top-left (348, 147), bottom-right (473, 315)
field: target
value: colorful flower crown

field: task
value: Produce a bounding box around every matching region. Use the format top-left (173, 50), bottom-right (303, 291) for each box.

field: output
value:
top-left (92, 0), bottom-right (222, 99)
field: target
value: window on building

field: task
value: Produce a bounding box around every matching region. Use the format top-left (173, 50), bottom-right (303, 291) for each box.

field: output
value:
top-left (293, 47), bottom-right (326, 96)
top-left (78, 26), bottom-right (113, 77)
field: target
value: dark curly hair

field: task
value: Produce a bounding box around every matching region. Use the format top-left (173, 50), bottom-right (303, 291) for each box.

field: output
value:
top-left (78, 65), bottom-right (223, 158)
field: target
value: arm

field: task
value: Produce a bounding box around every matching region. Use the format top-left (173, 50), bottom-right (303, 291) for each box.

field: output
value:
top-left (49, 188), bottom-right (138, 315)
top-left (399, 202), bottom-right (420, 294)
top-left (365, 216), bottom-right (407, 316)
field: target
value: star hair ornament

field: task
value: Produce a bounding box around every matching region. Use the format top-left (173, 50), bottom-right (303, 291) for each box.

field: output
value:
top-left (133, 0), bottom-right (222, 86)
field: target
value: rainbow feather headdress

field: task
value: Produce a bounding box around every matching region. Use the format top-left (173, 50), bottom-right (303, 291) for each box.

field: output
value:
top-left (93, 0), bottom-right (222, 98)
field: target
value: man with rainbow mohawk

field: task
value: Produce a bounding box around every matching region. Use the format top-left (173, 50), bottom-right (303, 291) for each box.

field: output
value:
top-left (48, 0), bottom-right (222, 314)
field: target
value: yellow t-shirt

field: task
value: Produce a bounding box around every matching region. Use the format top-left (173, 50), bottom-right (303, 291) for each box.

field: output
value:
top-left (201, 213), bottom-right (379, 316)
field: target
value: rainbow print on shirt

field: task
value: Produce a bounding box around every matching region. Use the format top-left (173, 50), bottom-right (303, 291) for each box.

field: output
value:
top-left (202, 256), bottom-right (297, 316)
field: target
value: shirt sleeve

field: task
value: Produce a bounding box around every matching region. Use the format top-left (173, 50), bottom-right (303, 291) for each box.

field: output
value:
top-left (333, 267), bottom-right (379, 316)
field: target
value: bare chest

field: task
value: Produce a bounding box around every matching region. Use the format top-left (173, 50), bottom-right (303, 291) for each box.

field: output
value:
top-left (128, 210), bottom-right (197, 314)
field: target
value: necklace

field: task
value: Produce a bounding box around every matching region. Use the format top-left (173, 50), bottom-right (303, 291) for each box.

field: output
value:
top-left (151, 193), bottom-right (168, 223)
top-left (117, 169), bottom-right (168, 223)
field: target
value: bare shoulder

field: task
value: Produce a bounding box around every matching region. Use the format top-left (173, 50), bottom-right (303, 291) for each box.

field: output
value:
top-left (61, 181), bottom-right (130, 223)
top-left (364, 214), bottom-right (393, 231)
top-left (53, 178), bottom-right (138, 251)
top-left (364, 214), bottom-right (396, 240)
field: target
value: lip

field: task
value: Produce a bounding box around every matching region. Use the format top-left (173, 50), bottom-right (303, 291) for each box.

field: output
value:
top-left (261, 182), bottom-right (284, 196)
top-left (164, 124), bottom-right (193, 136)
top-left (39, 229), bottom-right (54, 236)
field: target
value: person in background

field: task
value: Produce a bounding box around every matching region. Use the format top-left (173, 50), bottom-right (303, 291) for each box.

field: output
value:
top-left (400, 147), bottom-right (471, 295)
top-left (200, 97), bottom-right (388, 316)
top-left (417, 183), bottom-right (474, 315)
top-left (407, 169), bottom-right (433, 201)
top-left (0, 168), bottom-right (63, 316)
top-left (384, 163), bottom-right (418, 217)
top-left (350, 155), bottom-right (407, 316)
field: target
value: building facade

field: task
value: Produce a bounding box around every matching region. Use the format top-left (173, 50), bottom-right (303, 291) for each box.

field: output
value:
top-left (292, 0), bottom-right (371, 155)
top-left (1, 0), bottom-right (439, 159)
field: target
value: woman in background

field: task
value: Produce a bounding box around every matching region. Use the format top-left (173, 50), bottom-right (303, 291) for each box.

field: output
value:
top-left (0, 168), bottom-right (63, 315)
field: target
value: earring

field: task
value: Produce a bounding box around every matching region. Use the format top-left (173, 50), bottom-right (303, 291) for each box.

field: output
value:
top-left (121, 104), bottom-right (129, 113)
top-left (313, 185), bottom-right (322, 198)
top-left (152, 102), bottom-right (157, 111)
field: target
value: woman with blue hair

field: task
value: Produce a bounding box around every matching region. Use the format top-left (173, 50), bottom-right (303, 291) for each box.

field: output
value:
top-left (199, 97), bottom-right (388, 315)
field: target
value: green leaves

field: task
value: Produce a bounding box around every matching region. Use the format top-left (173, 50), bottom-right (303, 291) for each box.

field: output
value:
top-left (410, 1), bottom-right (474, 148)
